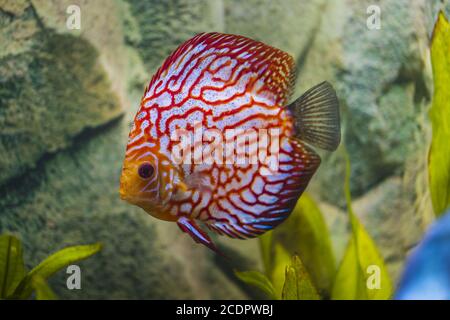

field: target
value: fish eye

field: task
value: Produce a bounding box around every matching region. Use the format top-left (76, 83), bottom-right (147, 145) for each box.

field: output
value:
top-left (138, 162), bottom-right (155, 179)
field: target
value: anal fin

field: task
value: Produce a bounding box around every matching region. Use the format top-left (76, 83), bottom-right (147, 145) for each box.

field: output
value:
top-left (204, 138), bottom-right (321, 240)
top-left (288, 81), bottom-right (341, 151)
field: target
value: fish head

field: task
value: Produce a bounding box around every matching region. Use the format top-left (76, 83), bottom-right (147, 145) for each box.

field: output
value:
top-left (119, 118), bottom-right (179, 221)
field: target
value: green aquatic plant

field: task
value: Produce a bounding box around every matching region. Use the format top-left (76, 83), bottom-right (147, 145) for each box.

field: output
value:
top-left (234, 270), bottom-right (277, 300)
top-left (428, 11), bottom-right (450, 217)
top-left (331, 152), bottom-right (392, 299)
top-left (235, 150), bottom-right (392, 300)
top-left (0, 234), bottom-right (102, 300)
top-left (391, 13), bottom-right (450, 300)
top-left (282, 255), bottom-right (320, 300)
top-left (236, 190), bottom-right (336, 299)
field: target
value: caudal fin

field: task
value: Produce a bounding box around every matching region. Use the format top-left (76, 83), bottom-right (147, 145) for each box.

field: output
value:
top-left (287, 81), bottom-right (341, 151)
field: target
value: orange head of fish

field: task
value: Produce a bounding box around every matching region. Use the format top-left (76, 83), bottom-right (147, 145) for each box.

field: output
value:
top-left (119, 116), bottom-right (179, 222)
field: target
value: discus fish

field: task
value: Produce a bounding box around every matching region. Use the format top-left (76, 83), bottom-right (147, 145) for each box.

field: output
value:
top-left (119, 33), bottom-right (340, 253)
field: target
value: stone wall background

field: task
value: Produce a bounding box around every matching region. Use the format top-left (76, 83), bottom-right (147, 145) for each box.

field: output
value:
top-left (0, 0), bottom-right (449, 298)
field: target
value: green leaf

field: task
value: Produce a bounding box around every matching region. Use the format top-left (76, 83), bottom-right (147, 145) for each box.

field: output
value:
top-left (332, 152), bottom-right (392, 300)
top-left (0, 234), bottom-right (26, 299)
top-left (275, 193), bottom-right (336, 296)
top-left (332, 234), bottom-right (368, 299)
top-left (270, 243), bottom-right (291, 298)
top-left (429, 11), bottom-right (450, 217)
top-left (282, 255), bottom-right (320, 300)
top-left (31, 276), bottom-right (57, 300)
top-left (262, 194), bottom-right (336, 298)
top-left (259, 231), bottom-right (273, 275)
top-left (281, 267), bottom-right (298, 300)
top-left (13, 242), bottom-right (102, 299)
top-left (234, 270), bottom-right (277, 300)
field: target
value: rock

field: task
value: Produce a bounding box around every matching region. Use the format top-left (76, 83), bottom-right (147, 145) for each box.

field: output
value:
top-left (0, 0), bottom-right (122, 186)
top-left (338, 0), bottom-right (431, 196)
top-left (296, 0), bottom-right (433, 204)
top-left (426, 0), bottom-right (450, 32)
top-left (29, 0), bottom-right (131, 101)
top-left (125, 0), bottom-right (225, 75)
top-left (224, 0), bottom-right (326, 62)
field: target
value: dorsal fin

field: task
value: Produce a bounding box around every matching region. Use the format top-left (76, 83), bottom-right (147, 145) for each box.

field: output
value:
top-left (144, 32), bottom-right (296, 106)
top-left (287, 81), bottom-right (341, 151)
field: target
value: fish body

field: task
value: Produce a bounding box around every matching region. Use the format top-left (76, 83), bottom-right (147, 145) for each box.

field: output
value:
top-left (120, 33), bottom-right (340, 252)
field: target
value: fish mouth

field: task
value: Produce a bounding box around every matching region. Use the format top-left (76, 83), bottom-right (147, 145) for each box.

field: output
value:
top-left (119, 181), bottom-right (128, 201)
top-left (119, 166), bottom-right (131, 201)
top-left (118, 184), bottom-right (138, 205)
top-left (119, 187), bottom-right (127, 200)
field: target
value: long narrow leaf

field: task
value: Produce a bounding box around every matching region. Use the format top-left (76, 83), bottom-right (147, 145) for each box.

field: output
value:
top-left (0, 235), bottom-right (26, 299)
top-left (259, 231), bottom-right (273, 276)
top-left (31, 276), bottom-right (57, 300)
top-left (234, 270), bottom-right (277, 300)
top-left (13, 243), bottom-right (102, 299)
top-left (332, 152), bottom-right (392, 299)
top-left (331, 235), bottom-right (368, 299)
top-left (270, 243), bottom-right (292, 298)
top-left (429, 11), bottom-right (450, 216)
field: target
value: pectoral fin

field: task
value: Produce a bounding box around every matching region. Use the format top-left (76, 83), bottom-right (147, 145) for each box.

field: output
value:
top-left (177, 217), bottom-right (223, 255)
top-left (288, 81), bottom-right (341, 151)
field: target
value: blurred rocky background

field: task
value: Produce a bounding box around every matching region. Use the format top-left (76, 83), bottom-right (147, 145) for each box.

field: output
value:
top-left (0, 0), bottom-right (449, 298)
